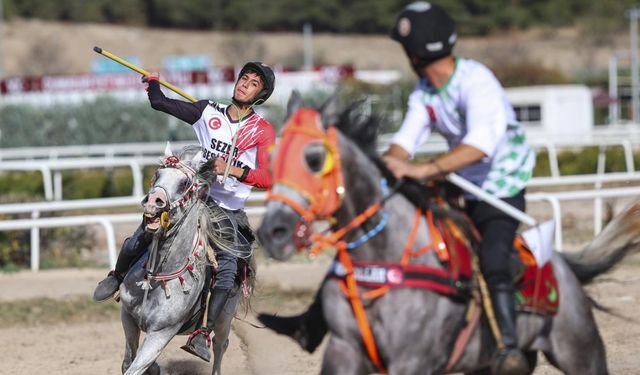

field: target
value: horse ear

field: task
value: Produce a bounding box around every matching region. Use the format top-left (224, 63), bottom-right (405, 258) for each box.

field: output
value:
top-left (319, 92), bottom-right (339, 129)
top-left (164, 142), bottom-right (173, 157)
top-left (286, 90), bottom-right (303, 121)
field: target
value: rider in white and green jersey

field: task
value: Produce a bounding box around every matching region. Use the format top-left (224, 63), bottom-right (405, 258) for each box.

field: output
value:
top-left (385, 3), bottom-right (534, 374)
top-left (259, 4), bottom-right (535, 374)
top-left (388, 57), bottom-right (535, 198)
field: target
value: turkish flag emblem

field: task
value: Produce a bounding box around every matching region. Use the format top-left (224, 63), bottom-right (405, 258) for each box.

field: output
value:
top-left (208, 116), bottom-right (222, 130)
top-left (387, 268), bottom-right (403, 285)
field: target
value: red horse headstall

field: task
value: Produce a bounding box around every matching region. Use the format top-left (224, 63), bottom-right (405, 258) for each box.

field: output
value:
top-left (268, 108), bottom-right (345, 222)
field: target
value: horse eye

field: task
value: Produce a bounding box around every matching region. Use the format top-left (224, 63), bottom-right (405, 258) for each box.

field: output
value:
top-left (304, 143), bottom-right (326, 173)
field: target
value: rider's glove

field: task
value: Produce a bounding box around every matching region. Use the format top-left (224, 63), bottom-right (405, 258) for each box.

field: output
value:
top-left (141, 72), bottom-right (160, 91)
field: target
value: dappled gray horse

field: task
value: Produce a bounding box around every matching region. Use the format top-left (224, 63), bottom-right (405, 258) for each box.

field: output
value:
top-left (119, 146), bottom-right (244, 375)
top-left (258, 94), bottom-right (640, 374)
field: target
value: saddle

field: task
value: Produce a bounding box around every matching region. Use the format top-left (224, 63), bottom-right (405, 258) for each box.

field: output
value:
top-left (328, 184), bottom-right (560, 316)
top-left (438, 215), bottom-right (560, 315)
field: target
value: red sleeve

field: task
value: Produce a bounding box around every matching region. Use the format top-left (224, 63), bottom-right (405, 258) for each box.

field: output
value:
top-left (244, 121), bottom-right (276, 189)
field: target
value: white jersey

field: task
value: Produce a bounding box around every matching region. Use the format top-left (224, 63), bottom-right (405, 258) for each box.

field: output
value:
top-left (192, 102), bottom-right (273, 210)
top-left (148, 81), bottom-right (276, 211)
top-left (391, 58), bottom-right (535, 198)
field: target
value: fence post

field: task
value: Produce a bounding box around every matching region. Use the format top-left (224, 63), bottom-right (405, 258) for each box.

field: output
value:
top-left (594, 146), bottom-right (606, 235)
top-left (30, 210), bottom-right (40, 271)
top-left (98, 219), bottom-right (118, 269)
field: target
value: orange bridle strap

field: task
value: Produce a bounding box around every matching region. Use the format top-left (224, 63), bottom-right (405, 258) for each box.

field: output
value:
top-left (309, 202), bottom-right (382, 256)
top-left (266, 191), bottom-right (316, 223)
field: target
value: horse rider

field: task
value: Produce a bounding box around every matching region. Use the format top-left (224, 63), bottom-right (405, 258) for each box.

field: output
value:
top-left (93, 61), bottom-right (277, 362)
top-left (258, 3), bottom-right (535, 374)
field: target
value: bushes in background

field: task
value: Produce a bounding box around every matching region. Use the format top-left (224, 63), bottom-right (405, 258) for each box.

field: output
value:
top-left (0, 97), bottom-right (195, 148)
top-left (2, 0), bottom-right (632, 35)
top-left (0, 96), bottom-right (290, 148)
top-left (532, 147), bottom-right (640, 177)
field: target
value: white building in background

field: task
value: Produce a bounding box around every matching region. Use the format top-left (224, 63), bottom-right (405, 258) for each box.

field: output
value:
top-left (506, 85), bottom-right (594, 141)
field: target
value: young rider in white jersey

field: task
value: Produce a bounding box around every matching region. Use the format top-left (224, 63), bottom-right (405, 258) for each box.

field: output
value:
top-left (93, 62), bottom-right (276, 362)
top-left (259, 3), bottom-right (534, 375)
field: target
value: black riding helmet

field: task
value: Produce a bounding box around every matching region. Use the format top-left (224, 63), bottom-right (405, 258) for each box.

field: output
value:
top-left (390, 2), bottom-right (456, 69)
top-left (234, 61), bottom-right (276, 105)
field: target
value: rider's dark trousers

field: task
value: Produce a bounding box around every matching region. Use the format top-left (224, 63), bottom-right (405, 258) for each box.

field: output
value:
top-left (115, 224), bottom-right (151, 275)
top-left (464, 190), bottom-right (526, 288)
top-left (210, 206), bottom-right (254, 290)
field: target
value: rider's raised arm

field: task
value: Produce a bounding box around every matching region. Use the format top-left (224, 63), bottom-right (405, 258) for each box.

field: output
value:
top-left (146, 78), bottom-right (209, 125)
top-left (242, 123), bottom-right (275, 189)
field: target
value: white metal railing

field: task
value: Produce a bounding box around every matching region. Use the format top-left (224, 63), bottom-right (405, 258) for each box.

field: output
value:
top-left (1, 184), bottom-right (639, 270)
top-left (0, 214), bottom-right (140, 271)
top-left (0, 157), bottom-right (159, 200)
top-left (527, 186), bottom-right (640, 250)
top-left (3, 130), bottom-right (640, 270)
top-left (3, 127), bottom-right (640, 166)
top-left (0, 141), bottom-right (193, 161)
top-left (2, 127), bottom-right (640, 201)
top-left (3, 138), bottom-right (640, 201)
top-left (0, 191), bottom-right (267, 271)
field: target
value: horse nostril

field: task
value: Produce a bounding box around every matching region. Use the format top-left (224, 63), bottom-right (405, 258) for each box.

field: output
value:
top-left (271, 226), bottom-right (288, 239)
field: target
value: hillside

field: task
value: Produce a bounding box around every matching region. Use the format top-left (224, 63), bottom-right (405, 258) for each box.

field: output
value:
top-left (1, 19), bottom-right (629, 82)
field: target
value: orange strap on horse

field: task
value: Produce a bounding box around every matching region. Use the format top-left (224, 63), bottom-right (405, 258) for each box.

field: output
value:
top-left (309, 202), bottom-right (382, 256)
top-left (266, 191), bottom-right (316, 223)
top-left (336, 242), bottom-right (387, 373)
top-left (333, 207), bottom-right (448, 374)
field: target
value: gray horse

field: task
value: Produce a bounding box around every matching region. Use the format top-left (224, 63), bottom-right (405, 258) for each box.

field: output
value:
top-left (257, 95), bottom-right (640, 374)
top-left (119, 145), bottom-right (246, 375)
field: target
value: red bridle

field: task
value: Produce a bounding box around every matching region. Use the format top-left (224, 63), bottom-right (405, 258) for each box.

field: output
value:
top-left (268, 108), bottom-right (345, 223)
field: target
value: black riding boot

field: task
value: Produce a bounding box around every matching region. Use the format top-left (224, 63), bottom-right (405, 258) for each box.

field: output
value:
top-left (181, 287), bottom-right (231, 362)
top-left (93, 227), bottom-right (151, 302)
top-left (490, 284), bottom-right (531, 375)
top-left (257, 290), bottom-right (328, 353)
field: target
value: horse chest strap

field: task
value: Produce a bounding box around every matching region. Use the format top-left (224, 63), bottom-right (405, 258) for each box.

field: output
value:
top-left (328, 260), bottom-right (469, 296)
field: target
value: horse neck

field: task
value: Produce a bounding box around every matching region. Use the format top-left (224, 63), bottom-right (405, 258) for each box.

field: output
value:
top-left (333, 140), bottom-right (390, 261)
top-left (333, 139), bottom-right (439, 265)
top-left (154, 201), bottom-right (203, 272)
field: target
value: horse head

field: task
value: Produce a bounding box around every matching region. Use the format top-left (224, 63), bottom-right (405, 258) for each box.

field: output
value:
top-left (258, 92), bottom-right (384, 261)
top-left (257, 92), bottom-right (344, 260)
top-left (142, 144), bottom-right (213, 233)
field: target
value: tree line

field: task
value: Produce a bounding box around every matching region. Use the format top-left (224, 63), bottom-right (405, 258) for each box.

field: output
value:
top-left (3, 0), bottom-right (637, 35)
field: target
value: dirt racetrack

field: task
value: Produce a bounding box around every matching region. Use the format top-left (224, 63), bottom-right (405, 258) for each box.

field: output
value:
top-left (1, 250), bottom-right (639, 375)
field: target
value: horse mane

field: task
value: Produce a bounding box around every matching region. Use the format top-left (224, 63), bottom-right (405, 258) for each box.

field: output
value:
top-left (333, 100), bottom-right (431, 211)
top-left (177, 145), bottom-right (257, 298)
top-left (164, 146), bottom-right (254, 261)
top-left (333, 100), bottom-right (478, 245)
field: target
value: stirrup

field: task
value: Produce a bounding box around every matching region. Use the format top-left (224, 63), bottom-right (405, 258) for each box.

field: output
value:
top-left (491, 347), bottom-right (530, 375)
top-left (181, 328), bottom-right (212, 362)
